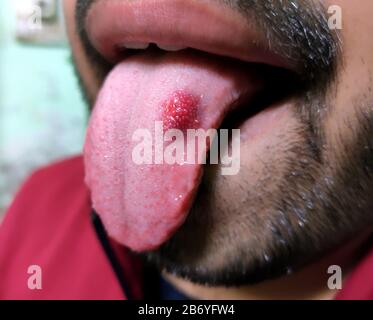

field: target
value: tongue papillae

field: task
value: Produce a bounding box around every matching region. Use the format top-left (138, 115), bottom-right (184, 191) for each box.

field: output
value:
top-left (84, 52), bottom-right (260, 252)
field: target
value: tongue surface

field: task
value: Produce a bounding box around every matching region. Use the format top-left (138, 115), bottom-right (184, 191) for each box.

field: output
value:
top-left (84, 52), bottom-right (259, 252)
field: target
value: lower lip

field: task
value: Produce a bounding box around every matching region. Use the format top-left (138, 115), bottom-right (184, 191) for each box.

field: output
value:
top-left (239, 102), bottom-right (291, 142)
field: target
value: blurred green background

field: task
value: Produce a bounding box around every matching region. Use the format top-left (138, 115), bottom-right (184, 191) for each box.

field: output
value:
top-left (0, 0), bottom-right (87, 218)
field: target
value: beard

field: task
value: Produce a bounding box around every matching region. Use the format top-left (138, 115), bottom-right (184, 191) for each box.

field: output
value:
top-left (74, 0), bottom-right (373, 286)
top-left (147, 97), bottom-right (373, 285)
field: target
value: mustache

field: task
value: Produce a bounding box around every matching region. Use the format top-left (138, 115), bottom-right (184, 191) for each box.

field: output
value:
top-left (75, 0), bottom-right (341, 89)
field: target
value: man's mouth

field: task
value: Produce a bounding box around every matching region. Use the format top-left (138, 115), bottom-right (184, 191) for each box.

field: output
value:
top-left (83, 0), bottom-right (303, 252)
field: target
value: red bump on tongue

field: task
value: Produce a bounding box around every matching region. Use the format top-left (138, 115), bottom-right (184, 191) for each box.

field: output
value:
top-left (84, 53), bottom-right (259, 252)
top-left (163, 90), bottom-right (200, 131)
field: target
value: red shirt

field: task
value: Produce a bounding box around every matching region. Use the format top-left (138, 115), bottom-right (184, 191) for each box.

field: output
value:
top-left (0, 156), bottom-right (371, 299)
top-left (0, 156), bottom-right (142, 300)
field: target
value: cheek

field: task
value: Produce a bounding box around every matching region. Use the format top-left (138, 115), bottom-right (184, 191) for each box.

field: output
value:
top-left (63, 0), bottom-right (101, 102)
top-left (322, 0), bottom-right (373, 157)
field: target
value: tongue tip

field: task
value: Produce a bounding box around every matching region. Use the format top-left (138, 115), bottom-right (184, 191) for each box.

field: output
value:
top-left (96, 189), bottom-right (198, 253)
top-left (87, 160), bottom-right (204, 253)
top-left (105, 219), bottom-right (176, 253)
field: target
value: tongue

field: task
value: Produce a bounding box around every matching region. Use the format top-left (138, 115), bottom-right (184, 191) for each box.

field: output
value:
top-left (84, 52), bottom-right (259, 252)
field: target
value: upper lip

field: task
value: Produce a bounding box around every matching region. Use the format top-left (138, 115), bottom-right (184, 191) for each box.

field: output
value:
top-left (85, 0), bottom-right (294, 71)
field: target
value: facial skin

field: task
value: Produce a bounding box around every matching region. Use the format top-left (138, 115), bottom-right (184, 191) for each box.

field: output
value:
top-left (63, 0), bottom-right (373, 298)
